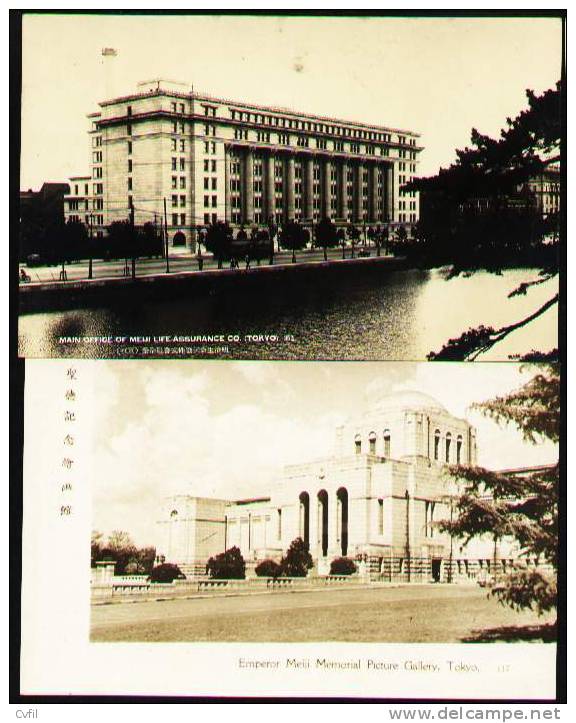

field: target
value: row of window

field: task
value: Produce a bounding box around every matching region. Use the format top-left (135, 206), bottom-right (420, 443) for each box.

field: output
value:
top-left (228, 106), bottom-right (405, 145)
top-left (355, 431), bottom-right (391, 457)
top-left (171, 213), bottom-right (186, 226)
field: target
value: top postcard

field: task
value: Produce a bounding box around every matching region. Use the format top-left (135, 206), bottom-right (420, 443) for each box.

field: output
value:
top-left (17, 13), bottom-right (563, 361)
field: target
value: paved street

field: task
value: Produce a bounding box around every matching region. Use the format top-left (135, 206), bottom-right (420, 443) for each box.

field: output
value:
top-left (90, 584), bottom-right (555, 643)
top-left (20, 246), bottom-right (385, 285)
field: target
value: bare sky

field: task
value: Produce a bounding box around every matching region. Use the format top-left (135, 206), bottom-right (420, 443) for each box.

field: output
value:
top-left (20, 14), bottom-right (562, 189)
top-left (90, 360), bottom-right (557, 546)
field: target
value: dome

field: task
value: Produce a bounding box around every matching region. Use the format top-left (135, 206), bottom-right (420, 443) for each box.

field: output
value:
top-left (369, 390), bottom-right (448, 415)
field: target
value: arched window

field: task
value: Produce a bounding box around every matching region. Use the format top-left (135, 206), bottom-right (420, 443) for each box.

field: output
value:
top-left (336, 487), bottom-right (349, 556)
top-left (456, 435), bottom-right (463, 463)
top-left (299, 492), bottom-right (310, 546)
top-left (383, 429), bottom-right (391, 458)
top-left (434, 430), bottom-right (440, 460)
top-left (368, 431), bottom-right (376, 455)
top-left (445, 432), bottom-right (452, 463)
top-left (354, 434), bottom-right (362, 455)
top-left (317, 490), bottom-right (329, 557)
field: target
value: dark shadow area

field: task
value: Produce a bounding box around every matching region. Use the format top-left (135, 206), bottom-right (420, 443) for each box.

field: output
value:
top-left (461, 622), bottom-right (557, 643)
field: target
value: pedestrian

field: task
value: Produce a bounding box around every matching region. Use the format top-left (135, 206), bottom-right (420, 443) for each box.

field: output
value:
top-left (245, 253), bottom-right (251, 270)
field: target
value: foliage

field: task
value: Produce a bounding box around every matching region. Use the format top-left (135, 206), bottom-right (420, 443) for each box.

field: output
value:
top-left (329, 557), bottom-right (357, 576)
top-left (105, 220), bottom-right (163, 260)
top-left (206, 546), bottom-right (246, 580)
top-left (438, 364), bottom-right (559, 615)
top-left (404, 83), bottom-right (561, 360)
top-left (91, 530), bottom-right (156, 576)
top-left (149, 563), bottom-right (186, 583)
top-left (279, 220), bottom-right (308, 252)
top-left (254, 559), bottom-right (282, 578)
top-left (203, 221), bottom-right (233, 265)
top-left (313, 217), bottom-right (339, 254)
top-left (280, 537), bottom-right (314, 577)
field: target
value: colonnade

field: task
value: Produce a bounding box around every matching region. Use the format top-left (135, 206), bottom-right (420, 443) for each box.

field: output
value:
top-left (224, 144), bottom-right (395, 227)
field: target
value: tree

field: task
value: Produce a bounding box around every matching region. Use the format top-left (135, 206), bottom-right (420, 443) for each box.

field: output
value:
top-left (206, 546), bottom-right (246, 580)
top-left (279, 220), bottom-right (307, 262)
top-left (347, 224), bottom-right (360, 257)
top-left (91, 530), bottom-right (104, 567)
top-left (438, 364), bottom-right (559, 617)
top-left (313, 217), bottom-right (338, 261)
top-left (204, 221), bottom-right (233, 268)
top-left (149, 563), bottom-right (186, 583)
top-left (329, 557), bottom-right (357, 576)
top-left (255, 559), bottom-right (282, 578)
top-left (405, 83), bottom-right (562, 361)
top-left (280, 537), bottom-right (313, 577)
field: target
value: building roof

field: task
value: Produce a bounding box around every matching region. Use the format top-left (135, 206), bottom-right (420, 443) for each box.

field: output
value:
top-left (98, 81), bottom-right (421, 138)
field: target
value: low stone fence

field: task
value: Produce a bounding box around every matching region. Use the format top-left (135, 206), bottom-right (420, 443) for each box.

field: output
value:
top-left (91, 574), bottom-right (362, 601)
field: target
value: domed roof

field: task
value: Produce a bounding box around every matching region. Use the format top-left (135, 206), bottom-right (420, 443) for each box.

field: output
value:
top-left (369, 390), bottom-right (447, 415)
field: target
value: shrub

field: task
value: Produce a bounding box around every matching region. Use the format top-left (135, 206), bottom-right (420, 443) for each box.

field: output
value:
top-left (280, 537), bottom-right (314, 577)
top-left (149, 563), bottom-right (186, 583)
top-left (206, 546), bottom-right (246, 580)
top-left (329, 557), bottom-right (357, 576)
top-left (255, 559), bottom-right (282, 578)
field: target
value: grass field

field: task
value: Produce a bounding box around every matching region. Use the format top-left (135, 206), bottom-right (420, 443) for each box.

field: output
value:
top-left (91, 584), bottom-right (556, 643)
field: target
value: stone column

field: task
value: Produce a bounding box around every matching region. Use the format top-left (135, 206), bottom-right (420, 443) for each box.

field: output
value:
top-left (340, 161), bottom-right (348, 220)
top-left (355, 162), bottom-right (364, 223)
top-left (305, 155), bottom-right (314, 222)
top-left (266, 152), bottom-right (275, 222)
top-left (323, 158), bottom-right (332, 219)
top-left (371, 163), bottom-right (379, 223)
top-left (386, 163), bottom-right (394, 223)
top-left (285, 153), bottom-right (295, 222)
top-left (244, 147), bottom-right (254, 225)
top-left (224, 145), bottom-right (231, 223)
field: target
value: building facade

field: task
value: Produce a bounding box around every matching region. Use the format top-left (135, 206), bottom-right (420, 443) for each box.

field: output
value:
top-left (85, 79), bottom-right (422, 253)
top-left (523, 164), bottom-right (561, 217)
top-left (156, 391), bottom-right (521, 582)
top-left (63, 175), bottom-right (94, 228)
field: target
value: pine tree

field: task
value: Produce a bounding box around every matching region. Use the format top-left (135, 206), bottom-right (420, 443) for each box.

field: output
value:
top-left (439, 364), bottom-right (559, 616)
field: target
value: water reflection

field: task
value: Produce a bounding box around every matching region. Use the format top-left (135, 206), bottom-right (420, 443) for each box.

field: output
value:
top-left (18, 268), bottom-right (558, 360)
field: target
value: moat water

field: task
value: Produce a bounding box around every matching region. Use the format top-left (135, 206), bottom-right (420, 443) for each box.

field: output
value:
top-left (18, 267), bottom-right (558, 361)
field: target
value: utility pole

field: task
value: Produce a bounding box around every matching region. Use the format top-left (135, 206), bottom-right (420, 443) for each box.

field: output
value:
top-left (130, 204), bottom-right (136, 280)
top-left (88, 214), bottom-right (93, 280)
top-left (163, 197), bottom-right (170, 273)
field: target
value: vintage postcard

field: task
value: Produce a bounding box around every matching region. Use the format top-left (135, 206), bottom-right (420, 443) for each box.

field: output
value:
top-left (14, 10), bottom-right (565, 706)
top-left (17, 13), bottom-right (562, 362)
top-left (19, 359), bottom-right (559, 698)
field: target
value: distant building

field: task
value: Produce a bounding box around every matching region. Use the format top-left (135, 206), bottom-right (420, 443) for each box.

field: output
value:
top-left (82, 79), bottom-right (423, 253)
top-left (20, 182), bottom-right (70, 229)
top-left (522, 163), bottom-right (560, 218)
top-left (63, 175), bottom-right (95, 230)
top-left (156, 391), bottom-right (529, 582)
top-left (19, 182), bottom-right (70, 258)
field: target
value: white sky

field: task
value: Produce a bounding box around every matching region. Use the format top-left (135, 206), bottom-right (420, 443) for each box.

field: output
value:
top-left (20, 14), bottom-right (562, 189)
top-left (90, 360), bottom-right (558, 547)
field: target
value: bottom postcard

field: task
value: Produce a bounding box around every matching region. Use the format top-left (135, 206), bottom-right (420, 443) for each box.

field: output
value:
top-left (20, 359), bottom-right (559, 699)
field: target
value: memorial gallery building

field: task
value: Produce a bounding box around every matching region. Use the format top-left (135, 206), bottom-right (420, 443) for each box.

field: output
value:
top-left (156, 391), bottom-right (525, 582)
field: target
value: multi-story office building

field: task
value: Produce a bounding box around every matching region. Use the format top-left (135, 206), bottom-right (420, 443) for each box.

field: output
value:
top-left (63, 175), bottom-right (94, 227)
top-left (86, 79), bottom-right (423, 253)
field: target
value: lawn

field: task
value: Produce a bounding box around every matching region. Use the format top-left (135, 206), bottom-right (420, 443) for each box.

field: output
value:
top-left (91, 584), bottom-right (556, 643)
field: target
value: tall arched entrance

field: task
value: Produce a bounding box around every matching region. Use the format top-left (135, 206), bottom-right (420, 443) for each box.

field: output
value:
top-left (336, 487), bottom-right (349, 556)
top-left (317, 490), bottom-right (329, 557)
top-left (299, 492), bottom-right (310, 546)
top-left (173, 231), bottom-right (186, 247)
